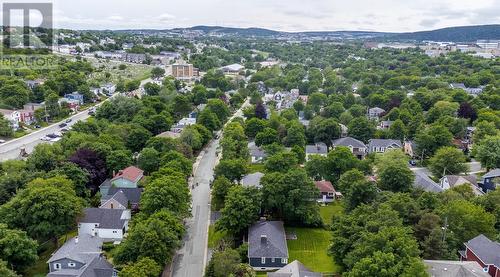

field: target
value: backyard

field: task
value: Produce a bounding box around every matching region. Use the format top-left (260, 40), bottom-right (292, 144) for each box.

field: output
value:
top-left (319, 201), bottom-right (344, 226)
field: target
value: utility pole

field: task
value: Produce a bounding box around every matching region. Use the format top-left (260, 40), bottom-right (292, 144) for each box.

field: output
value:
top-left (441, 216), bottom-right (449, 243)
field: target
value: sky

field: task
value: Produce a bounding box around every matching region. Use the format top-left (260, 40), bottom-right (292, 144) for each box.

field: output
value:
top-left (4, 0), bottom-right (500, 32)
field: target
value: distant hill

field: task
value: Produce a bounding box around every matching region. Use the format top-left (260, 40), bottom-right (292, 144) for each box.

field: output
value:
top-left (387, 24), bottom-right (500, 42)
top-left (188, 26), bottom-right (281, 37)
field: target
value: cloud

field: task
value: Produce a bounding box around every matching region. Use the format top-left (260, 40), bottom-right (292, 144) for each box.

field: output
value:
top-left (107, 15), bottom-right (124, 21)
top-left (420, 18), bottom-right (440, 28)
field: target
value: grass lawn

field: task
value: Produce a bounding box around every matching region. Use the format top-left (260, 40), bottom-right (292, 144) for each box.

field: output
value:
top-left (319, 202), bottom-right (344, 226)
top-left (286, 227), bottom-right (341, 274)
top-left (208, 225), bottom-right (230, 249)
top-left (24, 230), bottom-right (77, 277)
top-left (247, 163), bottom-right (266, 173)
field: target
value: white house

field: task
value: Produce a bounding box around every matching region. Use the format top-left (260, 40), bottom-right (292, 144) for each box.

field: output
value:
top-left (368, 107), bottom-right (385, 120)
top-left (78, 208), bottom-right (131, 242)
top-left (0, 109), bottom-right (20, 129)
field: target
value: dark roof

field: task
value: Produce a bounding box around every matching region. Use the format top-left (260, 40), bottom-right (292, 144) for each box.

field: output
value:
top-left (48, 255), bottom-right (115, 277)
top-left (445, 175), bottom-right (477, 187)
top-left (248, 221), bottom-right (288, 258)
top-left (332, 137), bottom-right (366, 149)
top-left (47, 234), bottom-right (103, 264)
top-left (241, 172), bottom-right (265, 188)
top-left (104, 187), bottom-right (143, 204)
top-left (423, 260), bottom-right (490, 277)
top-left (306, 143), bottom-right (328, 154)
top-left (483, 168), bottom-right (500, 179)
top-left (267, 260), bottom-right (321, 277)
top-left (464, 234), bottom-right (500, 267)
top-left (80, 208), bottom-right (127, 229)
top-left (414, 174), bottom-right (443, 193)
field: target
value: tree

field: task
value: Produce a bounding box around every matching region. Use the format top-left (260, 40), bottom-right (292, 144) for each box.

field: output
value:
top-left (114, 210), bottom-right (185, 266)
top-left (324, 146), bottom-right (361, 182)
top-left (244, 118), bottom-right (267, 138)
top-left (140, 175), bottom-right (190, 217)
top-left (0, 177), bottom-right (82, 243)
top-left (378, 162), bottom-right (414, 192)
top-left (343, 176), bottom-right (377, 211)
top-left (0, 224), bottom-right (38, 271)
top-left (389, 119), bottom-right (407, 140)
top-left (255, 128), bottom-right (279, 147)
top-left (126, 126), bottom-right (152, 153)
top-left (160, 151), bottom-right (193, 177)
top-left (211, 176), bottom-right (234, 211)
top-left (48, 162), bottom-right (90, 198)
top-left (457, 102), bottom-right (477, 122)
top-left (216, 186), bottom-right (261, 235)
top-left (415, 124), bottom-right (453, 157)
top-left (198, 109), bottom-right (221, 131)
top-left (180, 126), bottom-right (203, 151)
top-left (137, 148), bottom-right (160, 174)
top-left (308, 117), bottom-right (341, 145)
top-left (151, 67), bottom-right (166, 79)
top-left (143, 82), bottom-right (161, 96)
top-left (207, 249), bottom-right (242, 277)
top-left (254, 102), bottom-right (267, 119)
top-left (428, 147), bottom-right (468, 178)
top-left (438, 200), bottom-right (496, 248)
top-left (214, 159), bottom-right (247, 182)
top-left (261, 169), bottom-right (321, 226)
top-left (27, 143), bottom-right (63, 172)
top-left (106, 150), bottom-right (133, 175)
top-left (348, 117), bottom-right (376, 143)
top-left (69, 148), bottom-right (108, 193)
top-left (346, 253), bottom-right (427, 277)
top-left (0, 115), bottom-right (13, 137)
top-left (473, 121), bottom-right (498, 144)
top-left (45, 93), bottom-right (62, 119)
top-left (0, 260), bottom-right (19, 277)
top-left (475, 135), bottom-right (500, 170)
top-left (265, 152), bottom-right (298, 173)
top-left (285, 121), bottom-right (306, 148)
top-left (119, 257), bottom-right (162, 277)
top-left (207, 99), bottom-right (230, 122)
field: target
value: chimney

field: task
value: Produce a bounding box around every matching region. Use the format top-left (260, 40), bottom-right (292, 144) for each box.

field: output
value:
top-left (261, 235), bottom-right (267, 244)
top-left (75, 237), bottom-right (79, 244)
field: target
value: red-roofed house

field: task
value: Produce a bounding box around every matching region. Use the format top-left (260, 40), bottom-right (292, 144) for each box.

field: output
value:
top-left (314, 180), bottom-right (342, 203)
top-left (111, 166), bottom-right (144, 188)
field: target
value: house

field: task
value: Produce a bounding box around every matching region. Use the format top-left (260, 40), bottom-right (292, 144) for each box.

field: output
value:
top-left (367, 139), bottom-right (402, 154)
top-left (100, 187), bottom-right (143, 210)
top-left (439, 175), bottom-right (483, 195)
top-left (123, 53), bottom-right (146, 64)
top-left (78, 208), bottom-right (131, 241)
top-left (171, 117), bottom-right (196, 133)
top-left (59, 98), bottom-right (81, 112)
top-left (414, 174), bottom-right (444, 193)
top-left (368, 107), bottom-right (385, 120)
top-left (100, 166), bottom-right (144, 196)
top-left (378, 120), bottom-right (394, 130)
top-left (339, 123), bottom-right (348, 137)
top-left (305, 142), bottom-right (328, 162)
top-left (24, 79), bottom-right (45, 89)
top-left (241, 172), bottom-right (265, 189)
top-left (459, 234), bottom-right (500, 277)
top-left (267, 260), bottom-right (321, 277)
top-left (248, 221), bottom-right (289, 271)
top-left (478, 169), bottom-right (500, 193)
top-left (156, 131), bottom-right (181, 139)
top-left (101, 83), bottom-right (116, 95)
top-left (249, 141), bottom-right (267, 163)
top-left (47, 234), bottom-right (116, 277)
top-left (423, 260), bottom-right (490, 277)
top-left (404, 141), bottom-right (418, 158)
top-left (19, 103), bottom-right (43, 125)
top-left (64, 92), bottom-right (84, 104)
top-left (331, 137), bottom-right (367, 159)
top-left (0, 109), bottom-right (20, 129)
top-left (450, 83), bottom-right (467, 90)
top-left (314, 180), bottom-right (341, 203)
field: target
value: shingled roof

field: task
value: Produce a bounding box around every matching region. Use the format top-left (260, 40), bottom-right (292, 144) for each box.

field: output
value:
top-left (248, 221), bottom-right (288, 259)
top-left (267, 260), bottom-right (321, 277)
top-left (80, 208), bottom-right (128, 229)
top-left (464, 234), bottom-right (500, 268)
top-left (111, 166), bottom-right (143, 183)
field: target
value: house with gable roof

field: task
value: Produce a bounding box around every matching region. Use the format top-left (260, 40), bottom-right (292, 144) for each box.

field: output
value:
top-left (248, 221), bottom-right (289, 271)
top-left (459, 234), bottom-right (500, 277)
top-left (331, 137), bottom-right (367, 160)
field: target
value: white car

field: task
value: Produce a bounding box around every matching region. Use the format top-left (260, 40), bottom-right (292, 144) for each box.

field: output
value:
top-left (0, 139), bottom-right (6, 144)
top-left (40, 137), bottom-right (51, 141)
top-left (50, 137), bottom-right (62, 142)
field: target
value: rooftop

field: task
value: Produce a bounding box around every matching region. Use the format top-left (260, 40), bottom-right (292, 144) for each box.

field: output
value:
top-left (48, 234), bottom-right (102, 264)
top-left (248, 221), bottom-right (288, 258)
top-left (267, 260), bottom-right (321, 277)
top-left (80, 208), bottom-right (128, 229)
top-left (464, 234), bottom-right (500, 268)
top-left (423, 260), bottom-right (490, 277)
top-left (332, 137), bottom-right (366, 149)
top-left (241, 172), bottom-right (265, 188)
top-left (306, 143), bottom-right (328, 155)
top-left (111, 166), bottom-right (144, 183)
top-left (314, 180), bottom-right (335, 193)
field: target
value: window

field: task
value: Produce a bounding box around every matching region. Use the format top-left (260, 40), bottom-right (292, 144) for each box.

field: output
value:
top-left (68, 262), bottom-right (76, 267)
top-left (110, 203), bottom-right (114, 209)
top-left (54, 263), bottom-right (61, 270)
top-left (271, 257), bottom-right (275, 263)
top-left (112, 230), bottom-right (117, 234)
top-left (261, 257), bottom-right (266, 264)
top-left (282, 258), bottom-right (288, 264)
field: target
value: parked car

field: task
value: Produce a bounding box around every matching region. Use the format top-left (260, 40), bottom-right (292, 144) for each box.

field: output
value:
top-left (40, 137), bottom-right (51, 141)
top-left (50, 137), bottom-right (62, 142)
top-left (46, 133), bottom-right (58, 139)
top-left (34, 125), bottom-right (41, 129)
top-left (0, 139), bottom-right (6, 144)
top-left (409, 160), bottom-right (417, 166)
top-left (60, 128), bottom-right (69, 133)
top-left (65, 118), bottom-right (72, 123)
top-left (59, 123), bottom-right (67, 128)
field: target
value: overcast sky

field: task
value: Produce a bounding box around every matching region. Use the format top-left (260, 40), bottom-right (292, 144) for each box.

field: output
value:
top-left (6, 0), bottom-right (500, 32)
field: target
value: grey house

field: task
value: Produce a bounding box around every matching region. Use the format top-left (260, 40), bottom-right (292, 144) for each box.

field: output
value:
top-left (267, 260), bottom-right (321, 277)
top-left (331, 137), bottom-right (367, 159)
top-left (305, 142), bottom-right (328, 162)
top-left (367, 139), bottom-right (402, 154)
top-left (47, 234), bottom-right (116, 277)
top-left (249, 141), bottom-right (267, 163)
top-left (241, 172), bottom-right (265, 189)
top-left (248, 221), bottom-right (289, 271)
top-left (100, 187), bottom-right (143, 210)
top-left (478, 168), bottom-right (500, 193)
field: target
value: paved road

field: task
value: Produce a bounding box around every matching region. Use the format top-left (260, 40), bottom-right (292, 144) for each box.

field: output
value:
top-left (0, 78), bottom-right (155, 162)
top-left (171, 100), bottom-right (249, 277)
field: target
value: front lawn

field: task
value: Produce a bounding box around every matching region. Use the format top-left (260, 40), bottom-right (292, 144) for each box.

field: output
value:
top-left (319, 202), bottom-right (344, 226)
top-left (286, 227), bottom-right (340, 274)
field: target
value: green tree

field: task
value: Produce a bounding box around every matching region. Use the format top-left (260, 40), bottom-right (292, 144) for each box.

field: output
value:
top-left (140, 175), bottom-right (190, 216)
top-left (475, 135), bottom-right (500, 170)
top-left (0, 260), bottom-right (19, 277)
top-left (428, 147), bottom-right (468, 178)
top-left (151, 67), bottom-right (166, 79)
top-left (378, 162), bottom-right (414, 192)
top-left (198, 109), bottom-right (221, 131)
top-left (348, 117), bottom-right (376, 143)
top-left (211, 176), bottom-right (234, 211)
top-left (255, 128), bottom-right (279, 146)
top-left (143, 82), bottom-right (161, 96)
top-left (308, 117), bottom-right (340, 145)
top-left (0, 115), bottom-right (13, 137)
top-left (0, 224), bottom-right (38, 271)
top-left (389, 119), bottom-right (407, 140)
top-left (215, 159), bottom-right (248, 182)
top-left (216, 186), bottom-right (261, 235)
top-left (119, 257), bottom-right (162, 277)
top-left (126, 126), bottom-right (152, 153)
top-left (324, 146), bottom-right (361, 182)
top-left (106, 150), bottom-right (133, 174)
top-left (344, 177), bottom-right (377, 211)
top-left (265, 152), bottom-right (298, 173)
top-left (180, 126), bottom-right (203, 151)
top-left (207, 99), bottom-right (230, 123)
top-left (26, 143), bottom-right (63, 172)
top-left (244, 118), bottom-right (267, 138)
top-left (137, 148), bottom-right (160, 174)
top-left (0, 177), bottom-right (82, 243)
top-left (415, 124), bottom-right (453, 157)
